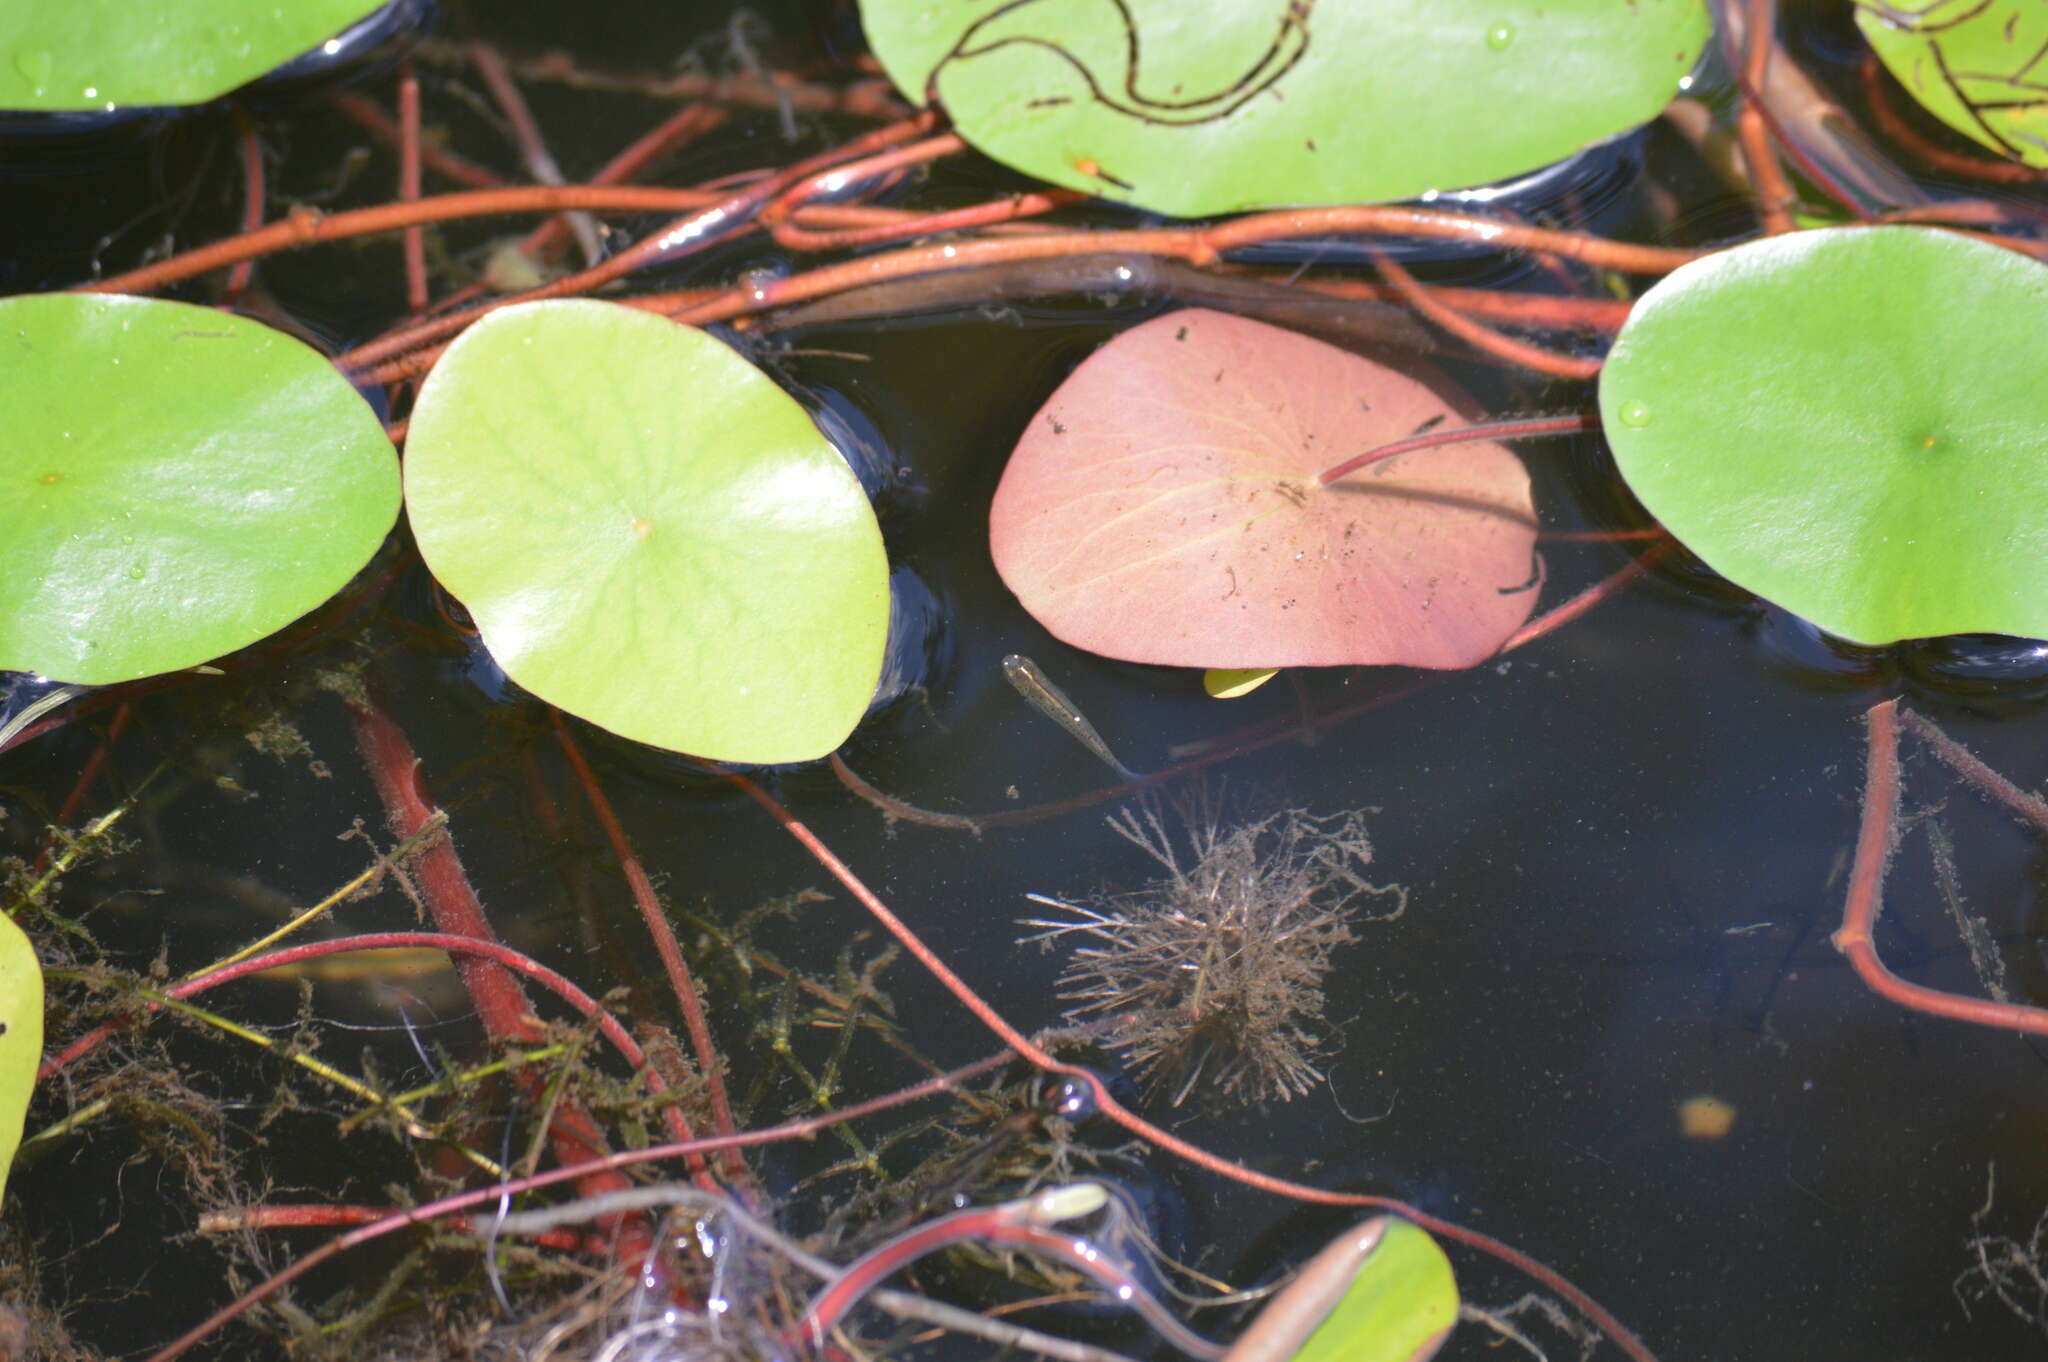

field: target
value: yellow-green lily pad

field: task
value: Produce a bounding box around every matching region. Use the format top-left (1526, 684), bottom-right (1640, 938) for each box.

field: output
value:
top-left (1857, 0), bottom-right (2048, 168)
top-left (0, 2), bottom-right (387, 112)
top-left (402, 301), bottom-right (890, 764)
top-left (861, 0), bottom-right (1709, 216)
top-left (1600, 227), bottom-right (2048, 645)
top-left (0, 294), bottom-right (399, 684)
top-left (0, 911), bottom-right (40, 1204)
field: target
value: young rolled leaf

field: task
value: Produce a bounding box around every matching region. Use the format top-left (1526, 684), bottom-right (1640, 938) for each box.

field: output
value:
top-left (0, 1), bottom-right (387, 111)
top-left (402, 300), bottom-right (890, 764)
top-left (861, 0), bottom-right (1710, 216)
top-left (0, 294), bottom-right (399, 684)
top-left (1599, 226), bottom-right (2048, 645)
top-left (1224, 1217), bottom-right (1458, 1362)
top-left (990, 309), bottom-right (1538, 670)
top-left (0, 910), bottom-right (40, 1204)
top-left (1857, 0), bottom-right (2048, 169)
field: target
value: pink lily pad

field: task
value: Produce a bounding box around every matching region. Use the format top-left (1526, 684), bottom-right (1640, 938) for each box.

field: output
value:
top-left (989, 309), bottom-right (1539, 670)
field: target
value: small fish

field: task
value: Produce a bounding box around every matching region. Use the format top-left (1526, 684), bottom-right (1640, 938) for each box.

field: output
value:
top-left (1002, 654), bottom-right (1142, 782)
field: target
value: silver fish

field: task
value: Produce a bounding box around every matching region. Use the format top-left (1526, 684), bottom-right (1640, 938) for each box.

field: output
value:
top-left (1002, 654), bottom-right (1141, 782)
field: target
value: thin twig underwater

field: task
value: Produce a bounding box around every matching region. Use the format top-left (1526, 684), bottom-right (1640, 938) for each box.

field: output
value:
top-left (1023, 790), bottom-right (1407, 1106)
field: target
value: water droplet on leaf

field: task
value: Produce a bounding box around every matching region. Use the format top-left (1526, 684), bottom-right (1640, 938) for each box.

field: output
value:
top-left (1618, 399), bottom-right (1652, 428)
top-left (1486, 22), bottom-right (1515, 50)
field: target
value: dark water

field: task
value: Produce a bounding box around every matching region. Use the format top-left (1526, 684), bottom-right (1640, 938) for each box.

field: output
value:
top-left (5, 2), bottom-right (2048, 1360)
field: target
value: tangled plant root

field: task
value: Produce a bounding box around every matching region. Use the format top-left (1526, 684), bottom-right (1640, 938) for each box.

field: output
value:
top-left (1023, 795), bottom-right (1405, 1106)
top-left (1956, 1166), bottom-right (2048, 1337)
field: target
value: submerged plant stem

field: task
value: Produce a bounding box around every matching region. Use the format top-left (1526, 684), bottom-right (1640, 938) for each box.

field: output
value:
top-left (1833, 701), bottom-right (2048, 1036)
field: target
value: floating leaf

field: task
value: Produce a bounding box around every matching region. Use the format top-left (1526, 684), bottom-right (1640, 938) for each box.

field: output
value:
top-left (1205, 667), bottom-right (1278, 698)
top-left (0, 910), bottom-right (39, 1205)
top-left (0, 2), bottom-right (387, 112)
top-left (403, 300), bottom-right (890, 764)
top-left (1226, 1217), bottom-right (1458, 1362)
top-left (1599, 226), bottom-right (2048, 645)
top-left (860, 0), bottom-right (1710, 216)
top-left (1857, 0), bottom-right (2048, 169)
top-left (989, 309), bottom-right (1537, 670)
top-left (0, 294), bottom-right (399, 684)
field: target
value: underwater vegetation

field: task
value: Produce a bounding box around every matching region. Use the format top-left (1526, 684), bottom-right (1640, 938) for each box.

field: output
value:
top-left (1025, 797), bottom-right (1403, 1106)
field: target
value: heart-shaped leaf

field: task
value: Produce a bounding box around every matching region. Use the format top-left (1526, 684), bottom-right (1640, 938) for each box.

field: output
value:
top-left (1857, 0), bottom-right (2048, 169)
top-left (1599, 226), bottom-right (2048, 645)
top-left (990, 309), bottom-right (1537, 670)
top-left (403, 300), bottom-right (890, 764)
top-left (0, 293), bottom-right (399, 684)
top-left (0, 910), bottom-right (40, 1205)
top-left (0, 2), bottom-right (387, 112)
top-left (861, 0), bottom-right (1710, 216)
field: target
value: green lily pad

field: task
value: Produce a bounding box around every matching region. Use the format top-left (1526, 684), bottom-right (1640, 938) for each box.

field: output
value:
top-left (1599, 226), bottom-right (2048, 645)
top-left (0, 294), bottom-right (399, 684)
top-left (1857, 0), bottom-right (2048, 168)
top-left (860, 0), bottom-right (1710, 216)
top-left (402, 300), bottom-right (889, 764)
top-left (0, 910), bottom-right (41, 1205)
top-left (1226, 1217), bottom-right (1457, 1362)
top-left (0, 2), bottom-right (386, 112)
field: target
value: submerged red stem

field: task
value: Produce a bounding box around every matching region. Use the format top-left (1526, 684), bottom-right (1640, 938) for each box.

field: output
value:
top-left (551, 714), bottom-right (745, 1176)
top-left (1833, 701), bottom-right (2048, 1036)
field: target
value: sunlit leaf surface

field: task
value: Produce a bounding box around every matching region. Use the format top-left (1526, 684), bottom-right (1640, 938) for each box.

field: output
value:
top-left (1601, 226), bottom-right (2048, 644)
top-left (0, 294), bottom-right (398, 684)
top-left (862, 0), bottom-right (1710, 215)
top-left (0, 1), bottom-right (386, 111)
top-left (0, 911), bottom-right (41, 1205)
top-left (1857, 0), bottom-right (2048, 168)
top-left (403, 300), bottom-right (890, 764)
top-left (990, 309), bottom-right (1538, 670)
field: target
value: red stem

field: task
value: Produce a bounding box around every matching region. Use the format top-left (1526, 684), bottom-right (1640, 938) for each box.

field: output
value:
top-left (140, 1053), bottom-right (1015, 1362)
top-left (203, 1204), bottom-right (593, 1245)
top-left (1502, 542), bottom-right (1675, 653)
top-left (397, 59), bottom-right (428, 313)
top-left (1368, 250), bottom-right (1602, 380)
top-left (550, 714), bottom-right (745, 1176)
top-left (761, 132), bottom-right (968, 225)
top-left (671, 206), bottom-right (1703, 337)
top-left (344, 695), bottom-right (693, 1211)
top-left (331, 112), bottom-right (940, 375)
top-left (330, 92), bottom-right (509, 189)
top-left (33, 703), bottom-right (132, 876)
top-left (345, 697), bottom-right (541, 1044)
top-left (1859, 54), bottom-right (2047, 187)
top-left (774, 187), bottom-right (1088, 252)
top-left (518, 101), bottom-right (730, 262)
top-left (1730, 0), bottom-right (1798, 234)
top-left (84, 185), bottom-right (728, 296)
top-left (41, 930), bottom-right (655, 1084)
top-left (1832, 700), bottom-right (2048, 1035)
top-left (200, 1202), bottom-right (593, 1252)
top-left (702, 760), bottom-right (1661, 1362)
top-left (1897, 707), bottom-right (2048, 837)
top-left (223, 110), bottom-right (264, 304)
top-left (1286, 275), bottom-right (1632, 333)
top-left (1319, 413), bottom-right (1594, 486)
top-left (799, 1203), bottom-right (1220, 1359)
